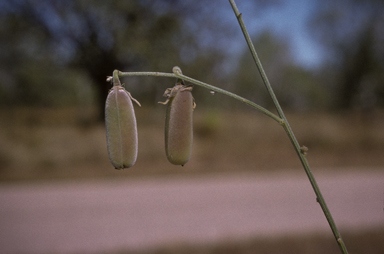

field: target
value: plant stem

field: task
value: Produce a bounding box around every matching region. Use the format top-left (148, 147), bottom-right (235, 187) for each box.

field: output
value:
top-left (117, 70), bottom-right (283, 123)
top-left (174, 71), bottom-right (283, 123)
top-left (228, 0), bottom-right (349, 253)
top-left (118, 71), bottom-right (176, 79)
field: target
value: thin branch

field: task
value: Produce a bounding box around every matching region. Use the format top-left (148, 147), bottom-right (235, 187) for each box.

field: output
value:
top-left (117, 69), bottom-right (283, 123)
top-left (228, 1), bottom-right (349, 253)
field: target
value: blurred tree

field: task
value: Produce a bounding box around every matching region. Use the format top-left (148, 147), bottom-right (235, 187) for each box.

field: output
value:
top-left (0, 1), bottom-right (261, 119)
top-left (310, 0), bottom-right (384, 110)
top-left (233, 32), bottom-right (323, 111)
top-left (0, 0), bottom-right (282, 120)
top-left (233, 32), bottom-right (288, 109)
top-left (0, 0), bottom-right (182, 119)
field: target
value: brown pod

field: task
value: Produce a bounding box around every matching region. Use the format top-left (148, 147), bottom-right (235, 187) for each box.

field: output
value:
top-left (164, 84), bottom-right (194, 166)
top-left (105, 85), bottom-right (138, 169)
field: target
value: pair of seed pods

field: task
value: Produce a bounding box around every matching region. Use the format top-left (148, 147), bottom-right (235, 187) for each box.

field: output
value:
top-left (105, 81), bottom-right (194, 169)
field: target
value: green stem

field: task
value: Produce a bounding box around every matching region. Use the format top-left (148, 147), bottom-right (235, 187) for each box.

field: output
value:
top-left (112, 70), bottom-right (121, 86)
top-left (117, 70), bottom-right (282, 123)
top-left (228, 1), bottom-right (349, 253)
top-left (118, 70), bottom-right (176, 79)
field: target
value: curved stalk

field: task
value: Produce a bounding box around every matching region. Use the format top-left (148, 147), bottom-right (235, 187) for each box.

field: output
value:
top-left (117, 70), bottom-right (282, 123)
top-left (229, 0), bottom-right (349, 253)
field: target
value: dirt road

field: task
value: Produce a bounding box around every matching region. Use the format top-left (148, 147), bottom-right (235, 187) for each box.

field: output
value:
top-left (1, 169), bottom-right (383, 254)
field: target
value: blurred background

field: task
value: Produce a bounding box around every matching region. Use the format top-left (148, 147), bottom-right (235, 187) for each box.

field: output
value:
top-left (1, 0), bottom-right (384, 181)
top-left (0, 0), bottom-right (384, 253)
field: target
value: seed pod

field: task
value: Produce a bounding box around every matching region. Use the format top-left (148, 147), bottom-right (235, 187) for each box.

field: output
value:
top-left (105, 85), bottom-right (138, 169)
top-left (164, 84), bottom-right (194, 166)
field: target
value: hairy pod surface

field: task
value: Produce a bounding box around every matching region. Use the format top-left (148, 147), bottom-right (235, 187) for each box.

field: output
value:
top-left (105, 86), bottom-right (138, 169)
top-left (165, 85), bottom-right (194, 166)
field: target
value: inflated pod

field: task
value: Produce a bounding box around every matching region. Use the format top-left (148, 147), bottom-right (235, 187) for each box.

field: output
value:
top-left (164, 84), bottom-right (194, 166)
top-left (105, 85), bottom-right (138, 169)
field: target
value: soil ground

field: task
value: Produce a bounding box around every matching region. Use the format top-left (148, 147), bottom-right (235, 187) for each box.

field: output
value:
top-left (1, 106), bottom-right (384, 182)
top-left (0, 107), bottom-right (383, 253)
top-left (1, 171), bottom-right (383, 254)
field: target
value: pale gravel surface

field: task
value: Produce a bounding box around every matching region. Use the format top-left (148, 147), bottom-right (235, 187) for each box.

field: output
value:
top-left (0, 169), bottom-right (383, 254)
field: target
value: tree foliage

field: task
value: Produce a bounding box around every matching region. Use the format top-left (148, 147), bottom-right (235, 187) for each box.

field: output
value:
top-left (3, 0), bottom-right (380, 118)
top-left (0, 0), bottom-right (249, 119)
top-left (233, 32), bottom-right (325, 111)
top-left (310, 0), bottom-right (384, 110)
